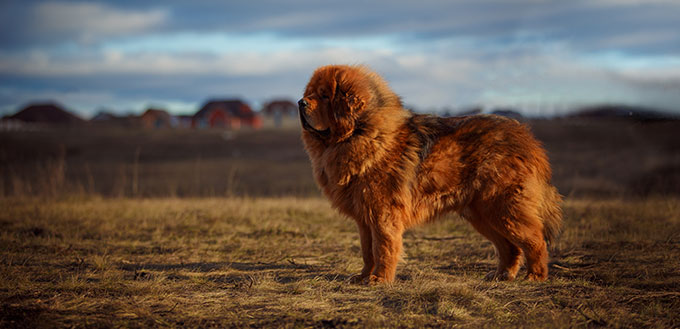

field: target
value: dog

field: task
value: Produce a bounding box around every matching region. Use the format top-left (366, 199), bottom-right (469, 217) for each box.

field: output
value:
top-left (298, 65), bottom-right (562, 284)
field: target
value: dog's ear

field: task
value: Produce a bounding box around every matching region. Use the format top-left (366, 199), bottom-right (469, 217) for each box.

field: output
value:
top-left (332, 95), bottom-right (364, 122)
top-left (333, 70), bottom-right (367, 115)
top-left (330, 69), bottom-right (367, 142)
top-left (345, 94), bottom-right (366, 115)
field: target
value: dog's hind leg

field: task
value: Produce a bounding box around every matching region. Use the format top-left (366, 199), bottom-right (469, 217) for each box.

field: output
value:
top-left (492, 203), bottom-right (549, 282)
top-left (466, 209), bottom-right (522, 281)
top-left (512, 219), bottom-right (549, 281)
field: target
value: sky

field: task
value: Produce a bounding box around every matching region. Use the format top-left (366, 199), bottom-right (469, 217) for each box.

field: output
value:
top-left (1, 0), bottom-right (679, 118)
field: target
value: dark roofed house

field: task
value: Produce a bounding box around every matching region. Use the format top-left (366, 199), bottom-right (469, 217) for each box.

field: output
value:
top-left (91, 111), bottom-right (117, 122)
top-left (141, 108), bottom-right (175, 129)
top-left (193, 99), bottom-right (262, 130)
top-left (490, 108), bottom-right (524, 121)
top-left (262, 99), bottom-right (297, 116)
top-left (568, 105), bottom-right (677, 122)
top-left (91, 111), bottom-right (143, 128)
top-left (177, 115), bottom-right (194, 129)
top-left (262, 99), bottom-right (297, 127)
top-left (455, 107), bottom-right (483, 117)
top-left (9, 103), bottom-right (85, 125)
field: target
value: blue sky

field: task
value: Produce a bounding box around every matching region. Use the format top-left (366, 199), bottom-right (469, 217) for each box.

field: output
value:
top-left (1, 0), bottom-right (679, 118)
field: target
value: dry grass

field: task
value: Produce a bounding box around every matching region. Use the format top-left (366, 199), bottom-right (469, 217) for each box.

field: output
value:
top-left (2, 119), bottom-right (679, 327)
top-left (1, 197), bottom-right (679, 328)
top-left (0, 127), bottom-right (317, 198)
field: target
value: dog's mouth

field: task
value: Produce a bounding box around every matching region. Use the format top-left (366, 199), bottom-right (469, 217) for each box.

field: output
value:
top-left (299, 110), bottom-right (330, 138)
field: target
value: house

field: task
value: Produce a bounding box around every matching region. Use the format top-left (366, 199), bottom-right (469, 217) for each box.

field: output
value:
top-left (177, 115), bottom-right (194, 129)
top-left (91, 111), bottom-right (144, 128)
top-left (455, 107), bottom-right (482, 117)
top-left (568, 105), bottom-right (677, 122)
top-left (0, 118), bottom-right (27, 131)
top-left (261, 99), bottom-right (297, 127)
top-left (91, 111), bottom-right (117, 122)
top-left (140, 108), bottom-right (175, 129)
top-left (262, 99), bottom-right (297, 117)
top-left (8, 102), bottom-right (85, 125)
top-left (193, 99), bottom-right (262, 129)
top-left (490, 108), bottom-right (524, 121)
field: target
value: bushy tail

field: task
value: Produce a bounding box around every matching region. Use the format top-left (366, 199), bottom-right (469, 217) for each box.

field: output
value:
top-left (541, 184), bottom-right (563, 245)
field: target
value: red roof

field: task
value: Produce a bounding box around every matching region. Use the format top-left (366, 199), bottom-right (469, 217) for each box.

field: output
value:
top-left (194, 100), bottom-right (256, 120)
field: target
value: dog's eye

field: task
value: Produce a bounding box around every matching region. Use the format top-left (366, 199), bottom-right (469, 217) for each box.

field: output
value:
top-left (320, 94), bottom-right (329, 100)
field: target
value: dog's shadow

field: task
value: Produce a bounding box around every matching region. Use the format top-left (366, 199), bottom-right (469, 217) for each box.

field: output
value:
top-left (118, 261), bottom-right (350, 285)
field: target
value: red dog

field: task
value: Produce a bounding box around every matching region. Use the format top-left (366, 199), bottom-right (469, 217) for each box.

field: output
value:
top-left (299, 65), bottom-right (562, 283)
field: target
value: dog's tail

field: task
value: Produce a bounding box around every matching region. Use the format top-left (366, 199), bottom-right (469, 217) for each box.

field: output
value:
top-left (540, 184), bottom-right (563, 245)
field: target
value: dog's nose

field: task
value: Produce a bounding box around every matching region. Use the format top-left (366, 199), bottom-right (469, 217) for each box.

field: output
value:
top-left (298, 98), bottom-right (308, 110)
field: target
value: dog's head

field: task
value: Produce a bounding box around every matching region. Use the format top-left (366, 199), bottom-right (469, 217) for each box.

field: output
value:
top-left (298, 65), bottom-right (373, 143)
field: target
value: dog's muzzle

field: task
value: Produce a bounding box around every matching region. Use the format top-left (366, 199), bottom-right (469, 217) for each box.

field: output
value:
top-left (298, 99), bottom-right (330, 138)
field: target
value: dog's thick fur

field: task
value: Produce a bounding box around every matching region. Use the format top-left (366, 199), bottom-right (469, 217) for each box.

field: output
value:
top-left (299, 65), bottom-right (562, 284)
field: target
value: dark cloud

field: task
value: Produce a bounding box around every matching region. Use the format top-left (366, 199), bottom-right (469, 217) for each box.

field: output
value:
top-left (3, 1), bottom-right (679, 54)
top-left (1, 0), bottom-right (679, 116)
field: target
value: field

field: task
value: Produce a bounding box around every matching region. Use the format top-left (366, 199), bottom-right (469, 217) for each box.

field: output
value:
top-left (1, 118), bottom-right (680, 327)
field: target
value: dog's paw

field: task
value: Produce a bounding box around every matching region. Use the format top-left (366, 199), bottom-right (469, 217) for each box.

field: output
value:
top-left (484, 270), bottom-right (516, 282)
top-left (524, 272), bottom-right (548, 282)
top-left (365, 275), bottom-right (388, 285)
top-left (348, 274), bottom-right (368, 284)
top-left (349, 274), bottom-right (390, 285)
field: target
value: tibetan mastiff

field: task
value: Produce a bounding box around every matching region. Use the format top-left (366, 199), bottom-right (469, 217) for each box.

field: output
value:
top-left (298, 65), bottom-right (562, 284)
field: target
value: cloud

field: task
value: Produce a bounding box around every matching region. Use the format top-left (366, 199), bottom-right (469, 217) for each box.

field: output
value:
top-left (3, 1), bottom-right (680, 56)
top-left (1, 1), bottom-right (679, 116)
top-left (3, 36), bottom-right (679, 117)
top-left (598, 30), bottom-right (679, 50)
top-left (589, 0), bottom-right (680, 5)
top-left (19, 2), bottom-right (168, 45)
top-left (0, 48), bottom-right (354, 77)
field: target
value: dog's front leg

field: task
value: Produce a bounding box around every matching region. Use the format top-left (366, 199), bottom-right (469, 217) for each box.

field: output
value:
top-left (368, 218), bottom-right (404, 284)
top-left (349, 220), bottom-right (375, 284)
